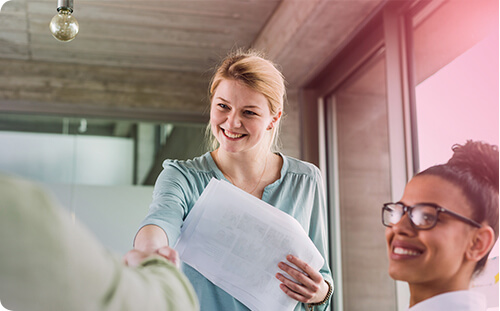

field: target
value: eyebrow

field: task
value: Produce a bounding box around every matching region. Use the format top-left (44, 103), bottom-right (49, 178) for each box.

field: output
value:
top-left (215, 97), bottom-right (230, 103)
top-left (396, 201), bottom-right (434, 207)
top-left (214, 97), bottom-right (263, 110)
top-left (243, 105), bottom-right (263, 110)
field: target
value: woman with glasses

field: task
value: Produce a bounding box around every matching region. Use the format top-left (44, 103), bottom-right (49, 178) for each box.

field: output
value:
top-left (382, 140), bottom-right (498, 310)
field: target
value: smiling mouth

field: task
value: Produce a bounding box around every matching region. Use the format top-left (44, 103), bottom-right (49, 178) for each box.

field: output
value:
top-left (393, 247), bottom-right (422, 257)
top-left (222, 129), bottom-right (245, 139)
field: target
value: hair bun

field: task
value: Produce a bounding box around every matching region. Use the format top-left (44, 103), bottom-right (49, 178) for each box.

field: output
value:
top-left (448, 140), bottom-right (499, 192)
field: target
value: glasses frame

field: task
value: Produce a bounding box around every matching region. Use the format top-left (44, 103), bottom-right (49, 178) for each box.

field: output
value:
top-left (382, 202), bottom-right (482, 230)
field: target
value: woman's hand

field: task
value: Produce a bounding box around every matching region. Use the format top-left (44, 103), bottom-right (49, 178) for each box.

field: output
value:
top-left (276, 255), bottom-right (328, 304)
top-left (123, 246), bottom-right (180, 269)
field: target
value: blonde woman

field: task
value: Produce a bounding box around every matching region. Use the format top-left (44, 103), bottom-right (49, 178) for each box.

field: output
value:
top-left (126, 50), bottom-right (333, 311)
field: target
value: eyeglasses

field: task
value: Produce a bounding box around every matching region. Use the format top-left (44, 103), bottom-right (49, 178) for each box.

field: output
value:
top-left (382, 202), bottom-right (482, 230)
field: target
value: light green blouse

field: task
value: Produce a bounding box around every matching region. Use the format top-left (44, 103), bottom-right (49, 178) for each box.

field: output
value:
top-left (140, 152), bottom-right (333, 311)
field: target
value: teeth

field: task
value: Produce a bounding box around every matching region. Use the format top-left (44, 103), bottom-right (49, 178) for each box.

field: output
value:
top-left (224, 131), bottom-right (243, 139)
top-left (394, 247), bottom-right (421, 256)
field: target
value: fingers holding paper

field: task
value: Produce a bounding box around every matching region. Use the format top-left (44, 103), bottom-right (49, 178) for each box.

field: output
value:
top-left (276, 254), bottom-right (328, 304)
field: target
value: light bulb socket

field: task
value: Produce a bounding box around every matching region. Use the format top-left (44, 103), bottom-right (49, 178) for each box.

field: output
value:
top-left (56, 0), bottom-right (73, 13)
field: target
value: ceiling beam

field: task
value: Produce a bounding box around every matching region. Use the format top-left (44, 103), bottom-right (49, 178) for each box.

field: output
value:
top-left (253, 0), bottom-right (385, 88)
top-left (0, 58), bottom-right (210, 123)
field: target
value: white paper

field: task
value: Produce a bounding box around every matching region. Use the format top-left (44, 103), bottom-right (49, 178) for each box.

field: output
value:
top-left (174, 178), bottom-right (324, 311)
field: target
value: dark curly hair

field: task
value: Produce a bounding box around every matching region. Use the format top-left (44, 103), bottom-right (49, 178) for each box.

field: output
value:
top-left (417, 140), bottom-right (499, 275)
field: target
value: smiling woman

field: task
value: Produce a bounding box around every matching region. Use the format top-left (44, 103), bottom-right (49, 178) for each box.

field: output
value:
top-left (383, 140), bottom-right (499, 310)
top-left (209, 79), bottom-right (279, 158)
top-left (128, 50), bottom-right (333, 311)
top-left (206, 50), bottom-right (285, 153)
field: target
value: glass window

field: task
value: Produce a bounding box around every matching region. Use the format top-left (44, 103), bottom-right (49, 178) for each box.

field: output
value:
top-left (415, 32), bottom-right (499, 310)
top-left (0, 113), bottom-right (206, 254)
top-left (415, 32), bottom-right (498, 169)
top-left (412, 2), bottom-right (498, 309)
top-left (0, 113), bottom-right (206, 186)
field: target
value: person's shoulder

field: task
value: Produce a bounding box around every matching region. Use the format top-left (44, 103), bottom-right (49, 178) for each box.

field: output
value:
top-left (154, 153), bottom-right (214, 192)
top-left (162, 152), bottom-right (213, 173)
top-left (0, 172), bottom-right (44, 195)
top-left (409, 290), bottom-right (486, 311)
top-left (0, 172), bottom-right (58, 210)
top-left (282, 154), bottom-right (321, 178)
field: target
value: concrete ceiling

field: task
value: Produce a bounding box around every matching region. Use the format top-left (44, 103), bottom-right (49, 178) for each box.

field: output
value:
top-left (1, 0), bottom-right (281, 71)
top-left (1, 0), bottom-right (386, 84)
top-left (0, 0), bottom-right (386, 133)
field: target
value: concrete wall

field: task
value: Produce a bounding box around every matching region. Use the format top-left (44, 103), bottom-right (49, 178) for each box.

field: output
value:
top-left (0, 59), bottom-right (209, 123)
top-left (335, 91), bottom-right (395, 311)
top-left (279, 88), bottom-right (301, 159)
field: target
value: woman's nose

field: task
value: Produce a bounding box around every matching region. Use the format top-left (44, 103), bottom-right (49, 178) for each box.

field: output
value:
top-left (226, 111), bottom-right (241, 128)
top-left (391, 213), bottom-right (417, 236)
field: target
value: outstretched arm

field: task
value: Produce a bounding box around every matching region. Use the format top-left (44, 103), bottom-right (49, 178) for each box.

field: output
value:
top-left (0, 174), bottom-right (198, 311)
top-left (132, 224), bottom-right (169, 253)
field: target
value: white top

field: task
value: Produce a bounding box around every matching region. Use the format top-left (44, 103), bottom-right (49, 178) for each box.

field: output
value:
top-left (408, 290), bottom-right (487, 311)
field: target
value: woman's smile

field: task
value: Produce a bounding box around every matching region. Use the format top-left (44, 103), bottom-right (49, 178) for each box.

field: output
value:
top-left (390, 240), bottom-right (425, 260)
top-left (393, 247), bottom-right (421, 257)
top-left (221, 128), bottom-right (246, 139)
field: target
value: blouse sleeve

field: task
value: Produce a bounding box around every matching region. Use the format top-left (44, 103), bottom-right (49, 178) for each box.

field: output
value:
top-left (138, 160), bottom-right (198, 246)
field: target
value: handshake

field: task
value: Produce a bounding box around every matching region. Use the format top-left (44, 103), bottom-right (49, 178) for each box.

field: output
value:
top-left (123, 246), bottom-right (180, 269)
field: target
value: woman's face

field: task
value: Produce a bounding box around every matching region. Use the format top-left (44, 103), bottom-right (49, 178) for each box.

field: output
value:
top-left (210, 79), bottom-right (279, 154)
top-left (385, 175), bottom-right (477, 288)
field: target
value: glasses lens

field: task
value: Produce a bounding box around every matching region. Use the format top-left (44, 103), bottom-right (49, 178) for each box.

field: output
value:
top-left (410, 204), bottom-right (438, 229)
top-left (383, 204), bottom-right (403, 226)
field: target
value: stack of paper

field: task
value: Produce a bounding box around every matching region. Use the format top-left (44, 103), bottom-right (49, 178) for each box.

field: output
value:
top-left (175, 178), bottom-right (324, 311)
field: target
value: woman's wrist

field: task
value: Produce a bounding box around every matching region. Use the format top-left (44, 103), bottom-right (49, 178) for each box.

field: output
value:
top-left (308, 279), bottom-right (332, 306)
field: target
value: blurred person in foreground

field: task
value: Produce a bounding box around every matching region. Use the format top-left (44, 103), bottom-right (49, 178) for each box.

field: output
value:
top-left (0, 173), bottom-right (199, 311)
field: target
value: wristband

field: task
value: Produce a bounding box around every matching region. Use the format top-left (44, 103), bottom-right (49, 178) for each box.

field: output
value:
top-left (306, 279), bottom-right (332, 310)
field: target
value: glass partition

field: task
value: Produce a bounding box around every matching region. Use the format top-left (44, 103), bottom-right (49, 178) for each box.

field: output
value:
top-left (0, 112), bottom-right (207, 254)
top-left (0, 113), bottom-right (207, 186)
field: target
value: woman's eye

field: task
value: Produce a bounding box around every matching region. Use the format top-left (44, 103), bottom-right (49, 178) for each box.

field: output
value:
top-left (217, 103), bottom-right (229, 109)
top-left (244, 110), bottom-right (257, 116)
top-left (422, 213), bottom-right (436, 223)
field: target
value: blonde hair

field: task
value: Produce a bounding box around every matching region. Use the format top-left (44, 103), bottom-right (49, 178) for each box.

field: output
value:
top-left (206, 49), bottom-right (286, 151)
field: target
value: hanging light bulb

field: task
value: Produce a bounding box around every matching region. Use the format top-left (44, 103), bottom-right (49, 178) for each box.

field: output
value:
top-left (1, 0), bottom-right (11, 11)
top-left (49, 0), bottom-right (79, 42)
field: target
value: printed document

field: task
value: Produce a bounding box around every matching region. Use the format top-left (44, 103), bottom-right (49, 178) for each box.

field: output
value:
top-left (175, 178), bottom-right (324, 311)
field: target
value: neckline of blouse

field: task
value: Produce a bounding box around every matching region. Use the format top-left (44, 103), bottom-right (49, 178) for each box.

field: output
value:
top-left (206, 151), bottom-right (287, 193)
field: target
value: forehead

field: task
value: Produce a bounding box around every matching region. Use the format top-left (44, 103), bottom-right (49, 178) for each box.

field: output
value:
top-left (402, 175), bottom-right (470, 215)
top-left (212, 79), bottom-right (268, 107)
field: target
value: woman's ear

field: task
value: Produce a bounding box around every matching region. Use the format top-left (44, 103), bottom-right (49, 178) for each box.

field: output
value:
top-left (267, 111), bottom-right (282, 131)
top-left (466, 226), bottom-right (496, 262)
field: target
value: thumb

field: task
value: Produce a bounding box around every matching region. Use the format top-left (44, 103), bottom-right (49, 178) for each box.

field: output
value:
top-left (157, 246), bottom-right (180, 268)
